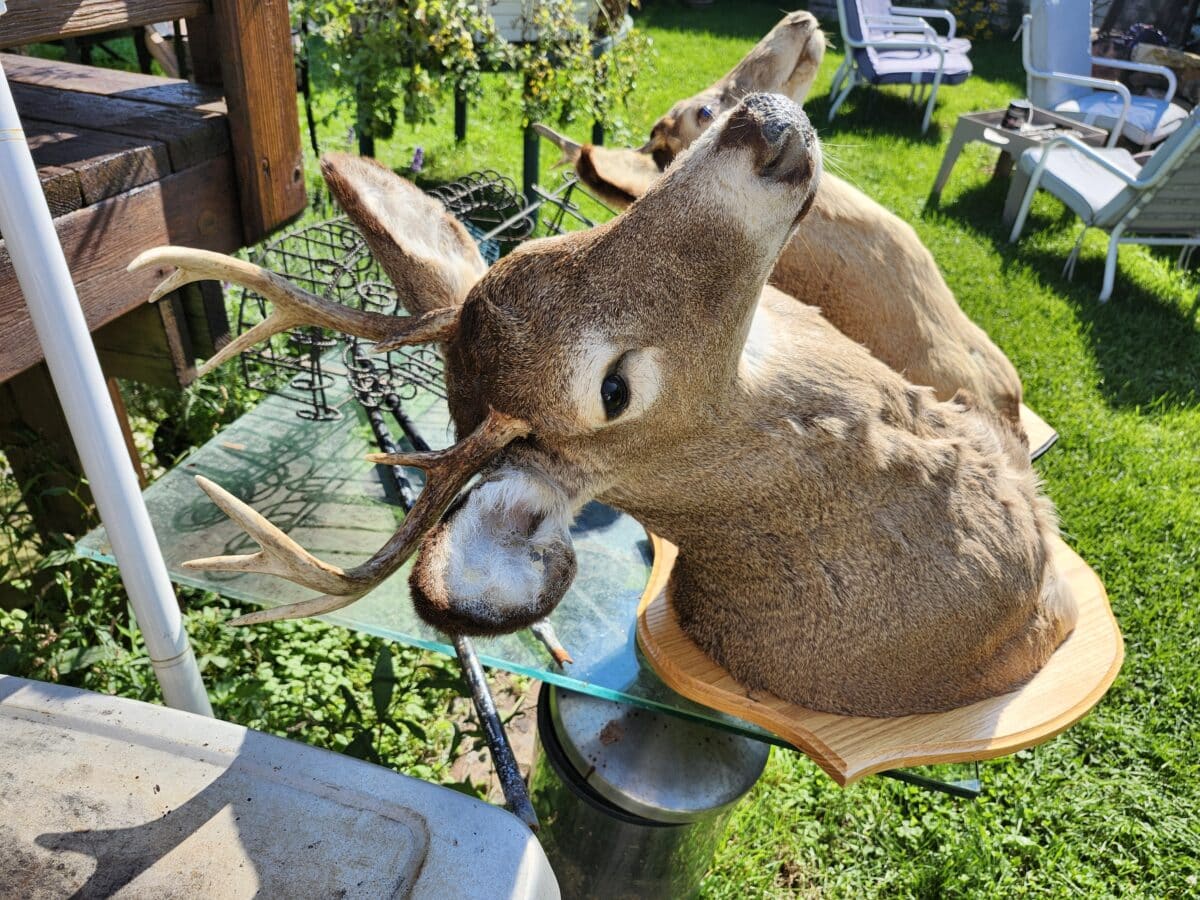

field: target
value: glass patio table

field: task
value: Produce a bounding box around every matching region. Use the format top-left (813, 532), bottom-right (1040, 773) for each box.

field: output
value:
top-left (78, 367), bottom-right (981, 793)
top-left (77, 370), bottom-right (785, 748)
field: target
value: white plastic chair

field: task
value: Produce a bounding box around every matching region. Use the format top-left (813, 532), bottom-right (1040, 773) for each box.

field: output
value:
top-left (829, 0), bottom-right (972, 134)
top-left (857, 0), bottom-right (970, 54)
top-left (1005, 108), bottom-right (1200, 301)
top-left (1021, 0), bottom-right (1187, 149)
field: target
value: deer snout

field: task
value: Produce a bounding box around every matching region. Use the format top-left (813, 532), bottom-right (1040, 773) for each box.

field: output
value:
top-left (719, 93), bottom-right (819, 187)
top-left (409, 468), bottom-right (578, 636)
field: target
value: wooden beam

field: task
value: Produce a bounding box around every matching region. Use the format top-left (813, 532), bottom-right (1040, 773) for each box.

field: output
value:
top-left (182, 280), bottom-right (231, 360)
top-left (0, 155), bottom-right (241, 385)
top-left (24, 118), bottom-right (171, 206)
top-left (94, 297), bottom-right (197, 389)
top-left (188, 0), bottom-right (306, 242)
top-left (10, 82), bottom-right (229, 173)
top-left (0, 365), bottom-right (94, 539)
top-left (36, 164), bottom-right (85, 217)
top-left (0, 1), bottom-right (210, 49)
top-left (0, 53), bottom-right (224, 114)
top-left (106, 377), bottom-right (148, 489)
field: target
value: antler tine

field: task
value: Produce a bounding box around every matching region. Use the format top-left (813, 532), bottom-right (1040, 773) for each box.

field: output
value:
top-left (183, 476), bottom-right (357, 594)
top-left (531, 122), bottom-right (583, 168)
top-left (129, 247), bottom-right (458, 376)
top-left (184, 408), bottom-right (530, 625)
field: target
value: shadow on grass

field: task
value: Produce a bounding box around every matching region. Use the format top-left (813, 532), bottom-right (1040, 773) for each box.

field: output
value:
top-left (930, 180), bottom-right (1200, 412)
top-left (806, 41), bottom-right (1026, 145)
top-left (811, 90), bottom-right (951, 147)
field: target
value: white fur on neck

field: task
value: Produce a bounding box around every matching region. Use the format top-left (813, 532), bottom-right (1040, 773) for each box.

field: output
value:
top-left (441, 469), bottom-right (574, 619)
top-left (739, 301), bottom-right (781, 386)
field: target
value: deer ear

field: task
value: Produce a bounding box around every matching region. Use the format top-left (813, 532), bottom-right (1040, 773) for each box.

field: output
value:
top-left (575, 145), bottom-right (663, 211)
top-left (321, 153), bottom-right (487, 314)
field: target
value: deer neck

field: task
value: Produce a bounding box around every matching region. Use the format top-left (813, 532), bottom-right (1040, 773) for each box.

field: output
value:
top-left (599, 287), bottom-right (909, 555)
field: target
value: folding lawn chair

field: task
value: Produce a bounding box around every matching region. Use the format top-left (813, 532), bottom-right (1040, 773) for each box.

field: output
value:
top-left (1021, 0), bottom-right (1188, 150)
top-left (1005, 108), bottom-right (1200, 301)
top-left (829, 0), bottom-right (973, 133)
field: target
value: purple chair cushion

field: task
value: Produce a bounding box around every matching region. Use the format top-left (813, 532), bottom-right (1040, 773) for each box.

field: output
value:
top-left (857, 47), bottom-right (973, 85)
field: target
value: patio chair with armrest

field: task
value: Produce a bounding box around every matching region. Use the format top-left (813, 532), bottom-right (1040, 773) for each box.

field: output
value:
top-left (1021, 0), bottom-right (1187, 150)
top-left (1005, 108), bottom-right (1200, 301)
top-left (856, 0), bottom-right (971, 53)
top-left (829, 0), bottom-right (972, 134)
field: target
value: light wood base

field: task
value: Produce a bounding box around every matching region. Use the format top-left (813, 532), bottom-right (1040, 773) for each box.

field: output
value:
top-left (1021, 403), bottom-right (1058, 459)
top-left (637, 534), bottom-right (1123, 786)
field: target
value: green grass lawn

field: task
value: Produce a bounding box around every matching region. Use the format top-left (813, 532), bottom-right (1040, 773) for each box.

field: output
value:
top-left (5, 2), bottom-right (1200, 895)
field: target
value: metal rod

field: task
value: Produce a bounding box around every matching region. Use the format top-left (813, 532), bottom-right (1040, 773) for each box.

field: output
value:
top-left (384, 394), bottom-right (432, 453)
top-left (298, 21), bottom-right (320, 158)
top-left (454, 84), bottom-right (468, 143)
top-left (522, 124), bottom-right (540, 211)
top-left (454, 634), bottom-right (540, 832)
top-left (362, 389), bottom-right (537, 830)
top-left (365, 405), bottom-right (418, 508)
top-left (881, 763), bottom-right (981, 799)
top-left (0, 55), bottom-right (211, 716)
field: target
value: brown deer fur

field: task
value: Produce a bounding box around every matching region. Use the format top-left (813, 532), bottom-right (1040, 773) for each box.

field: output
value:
top-left (544, 12), bottom-right (1024, 426)
top-left (309, 95), bottom-right (1074, 716)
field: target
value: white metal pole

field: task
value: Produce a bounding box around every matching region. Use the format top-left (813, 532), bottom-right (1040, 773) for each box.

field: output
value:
top-left (0, 54), bottom-right (212, 715)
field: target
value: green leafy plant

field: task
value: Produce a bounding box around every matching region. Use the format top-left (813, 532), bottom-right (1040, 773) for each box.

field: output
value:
top-left (296, 0), bottom-right (650, 146)
top-left (297, 0), bottom-right (511, 142)
top-left (952, 0), bottom-right (1007, 41)
top-left (513, 0), bottom-right (651, 135)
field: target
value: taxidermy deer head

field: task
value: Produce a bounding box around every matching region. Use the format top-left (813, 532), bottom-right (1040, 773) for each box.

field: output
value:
top-left (536, 11), bottom-right (1025, 427)
top-left (132, 94), bottom-right (1074, 717)
top-left (642, 11), bottom-right (826, 168)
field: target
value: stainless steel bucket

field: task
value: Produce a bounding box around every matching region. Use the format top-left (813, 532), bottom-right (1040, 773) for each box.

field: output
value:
top-left (531, 684), bottom-right (769, 899)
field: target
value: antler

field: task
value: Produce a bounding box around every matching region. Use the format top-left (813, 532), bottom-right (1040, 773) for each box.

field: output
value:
top-left (187, 408), bottom-right (531, 625)
top-left (128, 246), bottom-right (458, 376)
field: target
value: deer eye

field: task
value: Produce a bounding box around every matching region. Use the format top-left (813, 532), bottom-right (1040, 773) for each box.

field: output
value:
top-left (600, 373), bottom-right (630, 420)
top-left (698, 105), bottom-right (714, 122)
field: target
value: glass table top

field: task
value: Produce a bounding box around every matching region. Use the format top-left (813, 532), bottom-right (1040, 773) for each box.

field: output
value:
top-left (78, 371), bottom-right (784, 747)
top-left (79, 370), bottom-right (983, 792)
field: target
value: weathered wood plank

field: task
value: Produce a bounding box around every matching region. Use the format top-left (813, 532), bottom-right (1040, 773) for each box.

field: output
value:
top-left (25, 119), bottom-right (170, 206)
top-left (10, 82), bottom-right (229, 173)
top-left (0, 364), bottom-right (94, 539)
top-left (0, 156), bottom-right (241, 385)
top-left (35, 164), bottom-right (84, 217)
top-left (0, 52), bottom-right (225, 114)
top-left (188, 0), bottom-right (306, 242)
top-left (0, 1), bottom-right (210, 49)
top-left (181, 280), bottom-right (231, 360)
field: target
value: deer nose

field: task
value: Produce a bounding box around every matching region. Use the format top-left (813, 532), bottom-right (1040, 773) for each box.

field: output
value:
top-left (745, 93), bottom-right (803, 144)
top-left (721, 93), bottom-right (817, 184)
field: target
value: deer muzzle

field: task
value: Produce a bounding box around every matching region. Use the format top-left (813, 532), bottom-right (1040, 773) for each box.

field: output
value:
top-left (409, 467), bottom-right (579, 636)
top-left (718, 92), bottom-right (819, 187)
